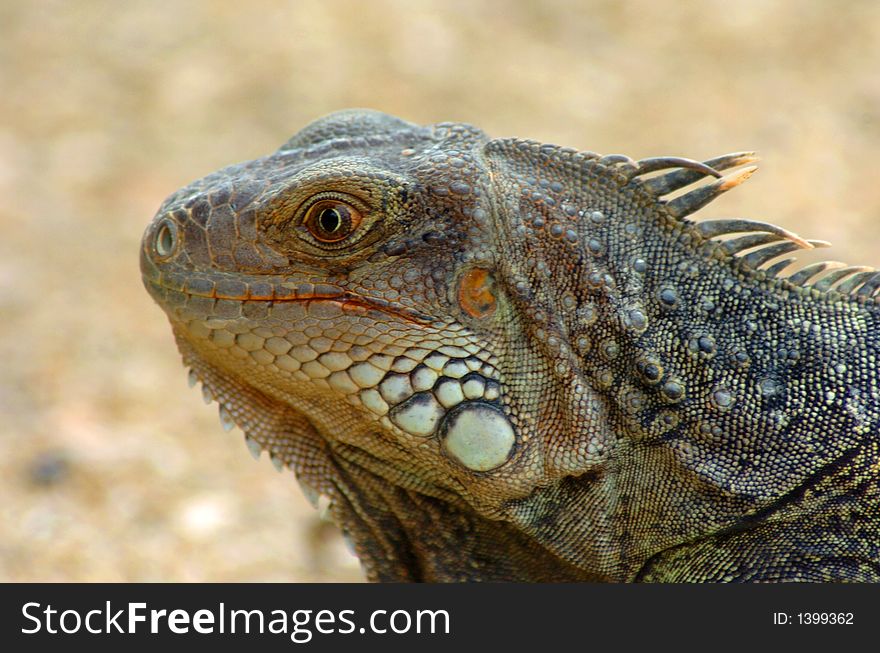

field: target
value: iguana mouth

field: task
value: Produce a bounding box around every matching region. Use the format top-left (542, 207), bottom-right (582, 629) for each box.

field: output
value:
top-left (142, 274), bottom-right (436, 325)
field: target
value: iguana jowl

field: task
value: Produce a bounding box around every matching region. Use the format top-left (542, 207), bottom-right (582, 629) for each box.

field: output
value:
top-left (141, 110), bottom-right (880, 582)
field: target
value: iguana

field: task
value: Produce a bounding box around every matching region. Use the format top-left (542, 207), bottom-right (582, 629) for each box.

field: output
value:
top-left (140, 109), bottom-right (880, 582)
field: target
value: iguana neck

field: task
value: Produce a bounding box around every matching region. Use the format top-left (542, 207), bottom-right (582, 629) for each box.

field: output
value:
top-left (498, 190), bottom-right (880, 579)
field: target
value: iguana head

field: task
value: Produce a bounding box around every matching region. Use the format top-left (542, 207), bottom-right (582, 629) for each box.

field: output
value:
top-left (141, 110), bottom-right (564, 531)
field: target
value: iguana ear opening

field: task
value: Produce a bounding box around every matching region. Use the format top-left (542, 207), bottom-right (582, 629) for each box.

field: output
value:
top-left (457, 267), bottom-right (497, 319)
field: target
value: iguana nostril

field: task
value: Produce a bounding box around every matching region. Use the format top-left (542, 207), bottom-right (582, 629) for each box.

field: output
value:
top-left (154, 219), bottom-right (178, 258)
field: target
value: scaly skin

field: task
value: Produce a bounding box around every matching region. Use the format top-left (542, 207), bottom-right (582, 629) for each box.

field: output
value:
top-left (141, 110), bottom-right (880, 581)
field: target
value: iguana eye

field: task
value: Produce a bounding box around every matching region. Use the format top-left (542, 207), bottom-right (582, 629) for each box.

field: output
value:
top-left (304, 200), bottom-right (363, 243)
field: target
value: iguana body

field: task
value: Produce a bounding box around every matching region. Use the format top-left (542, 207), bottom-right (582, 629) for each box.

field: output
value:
top-left (141, 110), bottom-right (880, 581)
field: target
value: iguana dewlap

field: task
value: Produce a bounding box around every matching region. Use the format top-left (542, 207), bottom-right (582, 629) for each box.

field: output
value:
top-left (141, 110), bottom-right (880, 582)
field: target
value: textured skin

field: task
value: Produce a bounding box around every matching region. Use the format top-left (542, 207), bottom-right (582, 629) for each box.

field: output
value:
top-left (141, 110), bottom-right (880, 582)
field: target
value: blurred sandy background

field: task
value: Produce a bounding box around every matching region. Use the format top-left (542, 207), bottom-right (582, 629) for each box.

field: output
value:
top-left (2, 0), bottom-right (879, 581)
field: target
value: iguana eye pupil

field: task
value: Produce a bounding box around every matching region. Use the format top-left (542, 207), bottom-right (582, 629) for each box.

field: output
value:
top-left (319, 208), bottom-right (341, 233)
top-left (305, 200), bottom-right (362, 243)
